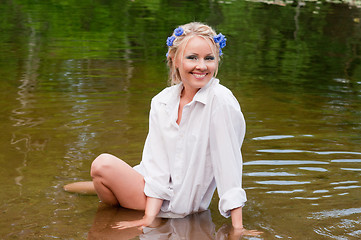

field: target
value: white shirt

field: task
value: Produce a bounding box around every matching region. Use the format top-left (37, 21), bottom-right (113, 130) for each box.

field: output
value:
top-left (134, 78), bottom-right (247, 218)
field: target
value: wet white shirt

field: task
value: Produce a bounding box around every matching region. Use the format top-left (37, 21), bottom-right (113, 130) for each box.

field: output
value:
top-left (134, 78), bottom-right (246, 218)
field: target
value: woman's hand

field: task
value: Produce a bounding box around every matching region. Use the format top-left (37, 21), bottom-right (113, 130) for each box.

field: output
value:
top-left (112, 214), bottom-right (157, 230)
top-left (112, 196), bottom-right (163, 230)
top-left (228, 227), bottom-right (263, 239)
top-left (229, 207), bottom-right (263, 238)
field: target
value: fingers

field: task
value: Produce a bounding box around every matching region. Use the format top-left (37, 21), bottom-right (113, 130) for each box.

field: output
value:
top-left (231, 228), bottom-right (263, 237)
top-left (112, 220), bottom-right (143, 230)
top-left (244, 229), bottom-right (263, 236)
top-left (111, 216), bottom-right (158, 231)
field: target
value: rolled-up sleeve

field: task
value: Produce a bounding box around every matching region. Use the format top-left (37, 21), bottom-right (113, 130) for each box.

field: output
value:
top-left (140, 100), bottom-right (172, 200)
top-left (209, 97), bottom-right (247, 217)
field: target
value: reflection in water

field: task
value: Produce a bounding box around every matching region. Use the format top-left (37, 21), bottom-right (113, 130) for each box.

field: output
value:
top-left (298, 167), bottom-right (328, 172)
top-left (244, 171), bottom-right (297, 176)
top-left (256, 180), bottom-right (311, 185)
top-left (340, 168), bottom-right (361, 171)
top-left (311, 207), bottom-right (361, 220)
top-left (244, 160), bottom-right (329, 165)
top-left (1, 0), bottom-right (360, 239)
top-left (266, 189), bottom-right (304, 194)
top-left (88, 205), bottom-right (236, 240)
top-left (311, 207), bottom-right (361, 239)
top-left (11, 133), bottom-right (48, 187)
top-left (9, 13), bottom-right (43, 192)
top-left (252, 135), bottom-right (295, 140)
top-left (257, 149), bottom-right (361, 155)
top-left (247, 0), bottom-right (361, 8)
top-left (331, 159), bottom-right (361, 163)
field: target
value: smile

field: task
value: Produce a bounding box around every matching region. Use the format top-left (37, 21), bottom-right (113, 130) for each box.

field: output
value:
top-left (192, 73), bottom-right (208, 79)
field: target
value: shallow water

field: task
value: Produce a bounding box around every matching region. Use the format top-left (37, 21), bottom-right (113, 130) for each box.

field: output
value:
top-left (1, 0), bottom-right (360, 239)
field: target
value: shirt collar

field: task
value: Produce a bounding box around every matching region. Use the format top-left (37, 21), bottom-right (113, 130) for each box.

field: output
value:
top-left (157, 82), bottom-right (183, 105)
top-left (158, 77), bottom-right (219, 106)
top-left (193, 77), bottom-right (218, 105)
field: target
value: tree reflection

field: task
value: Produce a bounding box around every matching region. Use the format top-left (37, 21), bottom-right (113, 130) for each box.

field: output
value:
top-left (9, 10), bottom-right (44, 193)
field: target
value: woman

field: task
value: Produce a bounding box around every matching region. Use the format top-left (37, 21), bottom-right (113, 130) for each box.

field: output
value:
top-left (66, 22), bottom-right (260, 236)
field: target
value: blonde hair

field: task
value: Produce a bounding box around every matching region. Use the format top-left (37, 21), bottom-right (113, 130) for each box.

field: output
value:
top-left (166, 22), bottom-right (221, 85)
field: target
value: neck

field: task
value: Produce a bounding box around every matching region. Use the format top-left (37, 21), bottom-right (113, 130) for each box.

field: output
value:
top-left (181, 86), bottom-right (198, 103)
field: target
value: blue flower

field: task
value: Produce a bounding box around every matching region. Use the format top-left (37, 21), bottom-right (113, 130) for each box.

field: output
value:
top-left (213, 33), bottom-right (225, 44)
top-left (166, 36), bottom-right (176, 47)
top-left (219, 37), bottom-right (227, 48)
top-left (213, 33), bottom-right (226, 56)
top-left (174, 27), bottom-right (184, 36)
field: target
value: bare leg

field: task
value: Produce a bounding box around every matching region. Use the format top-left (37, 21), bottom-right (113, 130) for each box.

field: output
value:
top-left (64, 181), bottom-right (96, 195)
top-left (90, 153), bottom-right (147, 210)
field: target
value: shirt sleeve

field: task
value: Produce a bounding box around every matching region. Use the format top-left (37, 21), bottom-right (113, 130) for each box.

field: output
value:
top-left (209, 96), bottom-right (247, 218)
top-left (140, 100), bottom-right (172, 200)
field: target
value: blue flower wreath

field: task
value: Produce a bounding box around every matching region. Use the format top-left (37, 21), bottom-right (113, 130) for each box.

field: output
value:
top-left (166, 36), bottom-right (176, 47)
top-left (166, 27), bottom-right (184, 47)
top-left (213, 33), bottom-right (227, 56)
top-left (166, 27), bottom-right (227, 56)
top-left (174, 27), bottom-right (184, 36)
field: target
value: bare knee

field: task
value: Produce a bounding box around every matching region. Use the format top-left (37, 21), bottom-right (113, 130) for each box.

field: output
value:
top-left (91, 153), bottom-right (118, 178)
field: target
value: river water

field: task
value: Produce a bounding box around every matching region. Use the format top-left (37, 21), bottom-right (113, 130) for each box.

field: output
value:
top-left (0, 0), bottom-right (360, 239)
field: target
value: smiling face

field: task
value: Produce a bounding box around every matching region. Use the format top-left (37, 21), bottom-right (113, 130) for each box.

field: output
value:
top-left (174, 36), bottom-right (218, 94)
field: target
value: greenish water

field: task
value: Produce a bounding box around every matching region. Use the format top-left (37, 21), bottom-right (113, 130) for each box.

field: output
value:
top-left (1, 0), bottom-right (360, 239)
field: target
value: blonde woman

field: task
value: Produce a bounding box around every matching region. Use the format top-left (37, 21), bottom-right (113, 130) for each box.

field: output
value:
top-left (66, 22), bottom-right (261, 237)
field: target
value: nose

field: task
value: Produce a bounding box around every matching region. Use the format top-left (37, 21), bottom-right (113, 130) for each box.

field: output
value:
top-left (196, 60), bottom-right (207, 71)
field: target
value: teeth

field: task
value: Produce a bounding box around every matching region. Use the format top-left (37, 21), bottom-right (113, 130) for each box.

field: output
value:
top-left (193, 73), bottom-right (206, 78)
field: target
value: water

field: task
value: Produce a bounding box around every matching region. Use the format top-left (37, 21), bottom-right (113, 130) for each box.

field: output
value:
top-left (1, 0), bottom-right (360, 239)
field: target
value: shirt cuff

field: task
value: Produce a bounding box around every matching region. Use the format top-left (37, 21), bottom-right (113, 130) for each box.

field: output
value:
top-left (144, 176), bottom-right (173, 200)
top-left (218, 187), bottom-right (247, 218)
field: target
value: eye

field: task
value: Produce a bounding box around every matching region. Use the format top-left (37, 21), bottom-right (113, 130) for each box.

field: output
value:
top-left (205, 56), bottom-right (215, 61)
top-left (186, 55), bottom-right (197, 60)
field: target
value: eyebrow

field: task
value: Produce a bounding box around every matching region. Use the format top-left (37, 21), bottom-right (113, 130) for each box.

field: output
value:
top-left (186, 52), bottom-right (214, 56)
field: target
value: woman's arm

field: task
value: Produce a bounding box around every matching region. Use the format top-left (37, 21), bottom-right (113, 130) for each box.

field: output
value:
top-left (112, 197), bottom-right (163, 230)
top-left (209, 98), bottom-right (247, 218)
top-left (142, 197), bottom-right (164, 226)
top-left (230, 207), bottom-right (263, 238)
top-left (231, 207), bottom-right (243, 229)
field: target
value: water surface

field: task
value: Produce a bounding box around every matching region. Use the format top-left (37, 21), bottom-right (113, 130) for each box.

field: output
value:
top-left (0, 0), bottom-right (360, 239)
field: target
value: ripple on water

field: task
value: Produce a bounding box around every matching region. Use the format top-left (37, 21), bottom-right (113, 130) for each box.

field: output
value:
top-left (333, 185), bottom-right (361, 190)
top-left (252, 135), bottom-right (295, 140)
top-left (292, 197), bottom-right (320, 200)
top-left (244, 172), bottom-right (297, 177)
top-left (315, 151), bottom-right (361, 155)
top-left (252, 134), bottom-right (314, 141)
top-left (266, 189), bottom-right (304, 194)
top-left (313, 190), bottom-right (329, 193)
top-left (330, 181), bottom-right (359, 185)
top-left (244, 160), bottom-right (329, 165)
top-left (298, 167), bottom-right (328, 172)
top-left (255, 180), bottom-right (311, 185)
top-left (310, 207), bottom-right (361, 220)
top-left (257, 149), bottom-right (307, 153)
top-left (313, 218), bottom-right (361, 239)
top-left (257, 149), bottom-right (361, 155)
top-left (340, 168), bottom-right (361, 171)
top-left (331, 159), bottom-right (361, 163)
